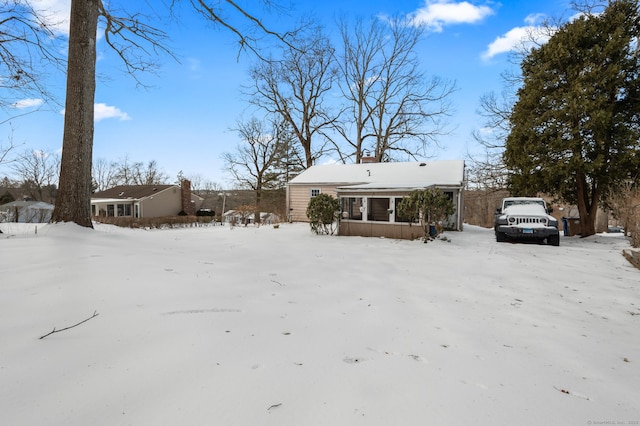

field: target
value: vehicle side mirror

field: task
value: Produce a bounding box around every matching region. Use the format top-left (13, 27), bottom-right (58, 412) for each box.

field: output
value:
top-left (496, 208), bottom-right (502, 215)
top-left (547, 207), bottom-right (554, 214)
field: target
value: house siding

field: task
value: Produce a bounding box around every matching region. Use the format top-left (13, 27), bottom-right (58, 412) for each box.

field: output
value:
top-left (287, 184), bottom-right (340, 222)
top-left (339, 221), bottom-right (426, 240)
top-left (139, 187), bottom-right (182, 217)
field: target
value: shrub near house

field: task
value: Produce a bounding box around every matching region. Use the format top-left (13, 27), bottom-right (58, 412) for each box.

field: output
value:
top-left (397, 188), bottom-right (454, 241)
top-left (307, 193), bottom-right (340, 235)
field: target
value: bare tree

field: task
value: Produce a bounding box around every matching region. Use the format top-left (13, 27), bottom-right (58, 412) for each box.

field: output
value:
top-left (223, 117), bottom-right (288, 212)
top-left (92, 157), bottom-right (118, 192)
top-left (12, 148), bottom-right (59, 201)
top-left (185, 173), bottom-right (222, 211)
top-left (52, 0), bottom-right (299, 227)
top-left (466, 90), bottom-right (515, 192)
top-left (98, 156), bottom-right (169, 186)
top-left (246, 26), bottom-right (337, 168)
top-left (336, 16), bottom-right (455, 163)
top-left (112, 155), bottom-right (137, 186)
top-left (0, 125), bottom-right (20, 167)
top-left (131, 160), bottom-right (169, 185)
top-left (0, 140), bottom-right (16, 166)
top-left (606, 180), bottom-right (640, 242)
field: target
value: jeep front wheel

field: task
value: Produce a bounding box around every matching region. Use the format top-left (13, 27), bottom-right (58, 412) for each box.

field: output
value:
top-left (496, 231), bottom-right (506, 242)
top-left (547, 234), bottom-right (560, 246)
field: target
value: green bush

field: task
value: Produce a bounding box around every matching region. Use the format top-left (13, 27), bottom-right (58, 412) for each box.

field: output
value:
top-left (306, 193), bottom-right (340, 235)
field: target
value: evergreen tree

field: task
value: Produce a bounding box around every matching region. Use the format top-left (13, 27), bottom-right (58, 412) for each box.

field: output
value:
top-left (504, 0), bottom-right (640, 237)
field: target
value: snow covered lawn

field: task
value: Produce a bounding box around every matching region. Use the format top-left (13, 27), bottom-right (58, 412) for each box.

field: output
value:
top-left (1, 222), bottom-right (639, 425)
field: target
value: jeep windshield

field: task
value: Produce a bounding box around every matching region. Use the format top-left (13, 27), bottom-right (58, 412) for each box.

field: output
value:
top-left (503, 199), bottom-right (546, 209)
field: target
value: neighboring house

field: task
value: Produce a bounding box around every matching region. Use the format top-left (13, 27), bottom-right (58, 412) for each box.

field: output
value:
top-left (286, 160), bottom-right (465, 239)
top-left (91, 180), bottom-right (204, 218)
top-left (0, 201), bottom-right (54, 223)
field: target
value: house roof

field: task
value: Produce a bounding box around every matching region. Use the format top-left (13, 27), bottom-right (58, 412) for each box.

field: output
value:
top-left (288, 160), bottom-right (465, 189)
top-left (91, 185), bottom-right (175, 201)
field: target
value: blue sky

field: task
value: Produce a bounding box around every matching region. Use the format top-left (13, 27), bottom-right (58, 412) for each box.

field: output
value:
top-left (1, 0), bottom-right (573, 187)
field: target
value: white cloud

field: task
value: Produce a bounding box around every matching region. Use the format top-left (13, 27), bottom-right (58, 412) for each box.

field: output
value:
top-left (482, 26), bottom-right (532, 60)
top-left (11, 98), bottom-right (44, 109)
top-left (481, 15), bottom-right (556, 61)
top-left (409, 0), bottom-right (494, 32)
top-left (31, 0), bottom-right (71, 36)
top-left (524, 13), bottom-right (546, 26)
top-left (94, 103), bottom-right (131, 122)
top-left (60, 103), bottom-right (131, 122)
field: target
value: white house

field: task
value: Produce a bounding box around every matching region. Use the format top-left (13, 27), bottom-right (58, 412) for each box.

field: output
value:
top-left (286, 160), bottom-right (465, 239)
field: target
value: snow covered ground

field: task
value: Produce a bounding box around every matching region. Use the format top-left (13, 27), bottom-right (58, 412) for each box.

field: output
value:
top-left (1, 222), bottom-right (639, 425)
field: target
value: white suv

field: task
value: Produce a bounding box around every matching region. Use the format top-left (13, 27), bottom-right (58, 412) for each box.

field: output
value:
top-left (494, 197), bottom-right (560, 246)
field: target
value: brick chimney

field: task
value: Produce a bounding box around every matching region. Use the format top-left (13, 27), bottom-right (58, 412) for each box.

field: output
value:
top-left (180, 179), bottom-right (196, 215)
top-left (361, 155), bottom-right (377, 164)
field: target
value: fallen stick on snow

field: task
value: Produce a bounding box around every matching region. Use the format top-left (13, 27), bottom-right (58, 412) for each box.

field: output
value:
top-left (39, 311), bottom-right (99, 340)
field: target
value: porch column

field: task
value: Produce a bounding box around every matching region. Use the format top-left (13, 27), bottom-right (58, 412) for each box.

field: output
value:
top-left (389, 197), bottom-right (395, 223)
top-left (360, 197), bottom-right (367, 221)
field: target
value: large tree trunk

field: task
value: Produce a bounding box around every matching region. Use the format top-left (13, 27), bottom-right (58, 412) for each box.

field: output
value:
top-left (575, 171), bottom-right (598, 237)
top-left (51, 0), bottom-right (99, 227)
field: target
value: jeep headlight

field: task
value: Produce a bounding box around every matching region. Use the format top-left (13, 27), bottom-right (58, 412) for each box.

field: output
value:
top-left (540, 217), bottom-right (547, 225)
top-left (508, 216), bottom-right (515, 224)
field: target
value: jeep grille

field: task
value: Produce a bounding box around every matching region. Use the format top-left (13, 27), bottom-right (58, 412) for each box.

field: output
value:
top-left (508, 216), bottom-right (547, 225)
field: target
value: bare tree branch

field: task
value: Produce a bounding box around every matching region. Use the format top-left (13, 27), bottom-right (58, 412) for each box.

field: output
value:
top-left (0, 0), bottom-right (66, 108)
top-left (182, 0), bottom-right (303, 61)
top-left (39, 311), bottom-right (99, 340)
top-left (97, 1), bottom-right (176, 85)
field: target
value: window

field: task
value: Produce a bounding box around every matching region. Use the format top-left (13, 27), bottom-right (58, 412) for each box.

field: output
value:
top-left (117, 204), bottom-right (132, 217)
top-left (310, 188), bottom-right (321, 198)
top-left (107, 204), bottom-right (115, 217)
top-left (394, 197), bottom-right (415, 223)
top-left (341, 197), bottom-right (362, 220)
top-left (367, 198), bottom-right (390, 221)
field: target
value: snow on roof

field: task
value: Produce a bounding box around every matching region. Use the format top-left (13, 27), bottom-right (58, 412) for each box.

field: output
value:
top-left (288, 160), bottom-right (465, 188)
top-left (91, 185), bottom-right (174, 200)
